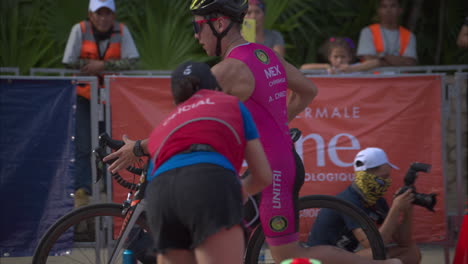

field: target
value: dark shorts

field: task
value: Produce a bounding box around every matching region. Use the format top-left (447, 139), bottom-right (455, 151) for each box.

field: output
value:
top-left (145, 163), bottom-right (244, 253)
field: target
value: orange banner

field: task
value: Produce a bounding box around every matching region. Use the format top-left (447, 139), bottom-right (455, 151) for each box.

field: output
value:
top-left (108, 75), bottom-right (446, 243)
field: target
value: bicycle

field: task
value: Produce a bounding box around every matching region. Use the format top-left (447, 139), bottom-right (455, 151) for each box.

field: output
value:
top-left (33, 129), bottom-right (386, 264)
top-left (33, 133), bottom-right (152, 264)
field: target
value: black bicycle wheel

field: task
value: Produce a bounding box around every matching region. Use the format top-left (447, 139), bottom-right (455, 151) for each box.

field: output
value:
top-left (33, 203), bottom-right (152, 264)
top-left (244, 195), bottom-right (386, 263)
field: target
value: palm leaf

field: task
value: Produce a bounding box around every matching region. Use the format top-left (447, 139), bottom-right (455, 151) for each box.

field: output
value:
top-left (124, 0), bottom-right (207, 70)
top-left (0, 0), bottom-right (60, 73)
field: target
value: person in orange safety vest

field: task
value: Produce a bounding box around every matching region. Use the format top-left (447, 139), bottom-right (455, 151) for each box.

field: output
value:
top-left (62, 0), bottom-right (139, 208)
top-left (63, 0), bottom-right (139, 99)
top-left (356, 0), bottom-right (417, 68)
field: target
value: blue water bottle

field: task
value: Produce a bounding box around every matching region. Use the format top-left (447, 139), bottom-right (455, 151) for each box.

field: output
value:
top-left (123, 249), bottom-right (136, 264)
top-left (259, 247), bottom-right (265, 263)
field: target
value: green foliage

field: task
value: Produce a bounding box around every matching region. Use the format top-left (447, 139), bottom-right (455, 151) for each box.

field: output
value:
top-left (415, 0), bottom-right (467, 65)
top-left (0, 0), bottom-right (63, 74)
top-left (1, 0), bottom-right (466, 73)
top-left (270, 0), bottom-right (467, 66)
top-left (40, 0), bottom-right (88, 45)
top-left (120, 0), bottom-right (208, 70)
top-left (257, 0), bottom-right (376, 65)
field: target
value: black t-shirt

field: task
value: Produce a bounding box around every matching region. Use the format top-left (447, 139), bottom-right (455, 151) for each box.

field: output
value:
top-left (307, 185), bottom-right (389, 252)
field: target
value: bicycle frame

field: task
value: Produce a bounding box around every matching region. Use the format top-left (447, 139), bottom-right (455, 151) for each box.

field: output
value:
top-left (108, 200), bottom-right (146, 263)
top-left (92, 133), bottom-right (150, 263)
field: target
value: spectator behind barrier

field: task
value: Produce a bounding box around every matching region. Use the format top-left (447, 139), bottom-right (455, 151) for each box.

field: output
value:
top-left (356, 0), bottom-right (417, 67)
top-left (245, 0), bottom-right (285, 57)
top-left (457, 15), bottom-right (468, 48)
top-left (308, 147), bottom-right (421, 264)
top-left (62, 0), bottom-right (140, 208)
top-left (300, 37), bottom-right (381, 74)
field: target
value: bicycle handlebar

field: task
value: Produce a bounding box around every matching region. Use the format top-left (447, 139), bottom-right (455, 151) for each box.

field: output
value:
top-left (93, 133), bottom-right (143, 191)
top-left (98, 133), bottom-right (125, 150)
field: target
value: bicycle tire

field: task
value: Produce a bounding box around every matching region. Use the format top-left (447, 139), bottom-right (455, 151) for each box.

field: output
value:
top-left (244, 195), bottom-right (386, 263)
top-left (33, 203), bottom-right (150, 264)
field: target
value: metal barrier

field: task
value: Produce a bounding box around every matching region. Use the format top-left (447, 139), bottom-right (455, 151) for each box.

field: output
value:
top-left (0, 76), bottom-right (99, 258)
top-left (29, 67), bottom-right (171, 76)
top-left (102, 72), bottom-right (465, 264)
top-left (373, 64), bottom-right (468, 74)
top-left (0, 67), bottom-right (20, 76)
top-left (454, 72), bottom-right (467, 231)
top-left (301, 64), bottom-right (468, 76)
top-left (29, 64), bottom-right (468, 77)
top-left (2, 68), bottom-right (464, 262)
top-left (29, 68), bottom-right (79, 76)
top-left (29, 64), bottom-right (468, 76)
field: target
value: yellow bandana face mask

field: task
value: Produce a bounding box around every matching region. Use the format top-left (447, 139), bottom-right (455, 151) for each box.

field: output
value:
top-left (353, 171), bottom-right (392, 206)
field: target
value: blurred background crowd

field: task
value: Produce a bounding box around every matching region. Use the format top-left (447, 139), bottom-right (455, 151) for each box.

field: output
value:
top-left (1, 0), bottom-right (467, 75)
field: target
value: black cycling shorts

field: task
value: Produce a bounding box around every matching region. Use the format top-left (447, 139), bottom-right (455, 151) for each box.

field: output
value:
top-left (145, 163), bottom-right (244, 253)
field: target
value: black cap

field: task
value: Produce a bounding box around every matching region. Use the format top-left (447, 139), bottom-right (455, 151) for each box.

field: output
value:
top-left (171, 61), bottom-right (219, 91)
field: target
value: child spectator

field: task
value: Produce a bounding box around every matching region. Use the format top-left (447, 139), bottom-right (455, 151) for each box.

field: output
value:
top-left (301, 37), bottom-right (379, 74)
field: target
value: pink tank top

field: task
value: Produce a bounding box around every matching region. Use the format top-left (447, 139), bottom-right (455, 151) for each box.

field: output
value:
top-left (226, 43), bottom-right (291, 153)
top-left (228, 43), bottom-right (299, 245)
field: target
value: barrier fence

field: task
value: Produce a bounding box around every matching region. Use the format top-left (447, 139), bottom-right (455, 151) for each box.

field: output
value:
top-left (454, 73), bottom-right (467, 232)
top-left (105, 74), bottom-right (448, 242)
top-left (0, 76), bottom-right (98, 257)
top-left (29, 64), bottom-right (468, 77)
top-left (0, 67), bottom-right (466, 262)
top-left (0, 67), bottom-right (20, 76)
top-left (102, 72), bottom-right (465, 264)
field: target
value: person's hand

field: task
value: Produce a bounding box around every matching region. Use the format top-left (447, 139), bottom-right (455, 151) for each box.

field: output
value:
top-left (458, 36), bottom-right (468, 48)
top-left (102, 135), bottom-right (140, 174)
top-left (336, 63), bottom-right (351, 73)
top-left (327, 66), bottom-right (338, 74)
top-left (81, 60), bottom-right (105, 75)
top-left (457, 25), bottom-right (468, 48)
top-left (392, 188), bottom-right (414, 212)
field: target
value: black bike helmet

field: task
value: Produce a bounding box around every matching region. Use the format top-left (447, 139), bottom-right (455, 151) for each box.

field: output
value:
top-left (190, 0), bottom-right (248, 24)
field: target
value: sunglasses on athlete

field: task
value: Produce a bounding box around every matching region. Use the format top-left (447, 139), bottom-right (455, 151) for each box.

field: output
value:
top-left (192, 16), bottom-right (228, 34)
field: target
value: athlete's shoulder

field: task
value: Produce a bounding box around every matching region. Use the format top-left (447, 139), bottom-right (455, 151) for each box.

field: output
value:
top-left (212, 59), bottom-right (252, 83)
top-left (212, 58), bottom-right (246, 76)
top-left (212, 59), bottom-right (254, 101)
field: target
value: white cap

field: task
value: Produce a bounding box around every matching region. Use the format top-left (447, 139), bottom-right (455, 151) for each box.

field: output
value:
top-left (353, 147), bottom-right (399, 171)
top-left (89, 0), bottom-right (115, 12)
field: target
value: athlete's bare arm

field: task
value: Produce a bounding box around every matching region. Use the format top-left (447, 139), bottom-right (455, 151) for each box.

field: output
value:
top-left (242, 138), bottom-right (272, 196)
top-left (212, 59), bottom-right (255, 102)
top-left (279, 57), bottom-right (318, 122)
top-left (361, 55), bottom-right (416, 67)
top-left (352, 189), bottom-right (414, 249)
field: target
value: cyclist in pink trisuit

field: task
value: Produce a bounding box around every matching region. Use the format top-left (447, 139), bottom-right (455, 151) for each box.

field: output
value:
top-left (188, 0), bottom-right (401, 263)
top-left (226, 42), bottom-right (299, 245)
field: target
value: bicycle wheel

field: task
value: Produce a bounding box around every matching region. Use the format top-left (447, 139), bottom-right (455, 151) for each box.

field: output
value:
top-left (244, 195), bottom-right (386, 264)
top-left (33, 203), bottom-right (151, 264)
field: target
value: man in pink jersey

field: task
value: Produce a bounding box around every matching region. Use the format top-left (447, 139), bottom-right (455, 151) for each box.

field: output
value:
top-left (187, 0), bottom-right (401, 264)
